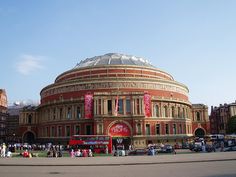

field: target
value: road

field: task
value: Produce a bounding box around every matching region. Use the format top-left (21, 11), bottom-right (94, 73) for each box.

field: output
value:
top-left (0, 152), bottom-right (235, 177)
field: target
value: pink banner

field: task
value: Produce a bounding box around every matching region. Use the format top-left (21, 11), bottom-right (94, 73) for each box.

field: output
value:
top-left (84, 93), bottom-right (93, 119)
top-left (114, 95), bottom-right (118, 116)
top-left (109, 123), bottom-right (131, 137)
top-left (144, 92), bottom-right (151, 117)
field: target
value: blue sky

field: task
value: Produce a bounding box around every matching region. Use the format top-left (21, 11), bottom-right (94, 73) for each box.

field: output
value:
top-left (0, 0), bottom-right (236, 109)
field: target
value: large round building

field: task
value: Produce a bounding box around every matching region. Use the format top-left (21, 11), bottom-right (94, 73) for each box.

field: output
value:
top-left (19, 53), bottom-right (209, 148)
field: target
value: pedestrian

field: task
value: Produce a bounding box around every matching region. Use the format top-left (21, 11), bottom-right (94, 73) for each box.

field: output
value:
top-left (1, 143), bottom-right (6, 158)
top-left (105, 145), bottom-right (108, 154)
top-left (173, 147), bottom-right (177, 154)
top-left (220, 141), bottom-right (224, 152)
top-left (70, 149), bottom-right (75, 158)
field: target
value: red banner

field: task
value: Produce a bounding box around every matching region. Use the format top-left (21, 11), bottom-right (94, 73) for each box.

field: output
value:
top-left (144, 92), bottom-right (151, 117)
top-left (84, 93), bottom-right (93, 119)
top-left (109, 123), bottom-right (131, 137)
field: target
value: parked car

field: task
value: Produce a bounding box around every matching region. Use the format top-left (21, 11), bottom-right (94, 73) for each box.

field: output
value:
top-left (182, 142), bottom-right (190, 149)
top-left (193, 142), bottom-right (202, 152)
top-left (128, 148), bottom-right (148, 156)
top-left (224, 146), bottom-right (236, 152)
top-left (158, 145), bottom-right (174, 153)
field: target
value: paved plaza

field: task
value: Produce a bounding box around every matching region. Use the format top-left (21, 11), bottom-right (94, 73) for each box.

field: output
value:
top-left (0, 152), bottom-right (235, 177)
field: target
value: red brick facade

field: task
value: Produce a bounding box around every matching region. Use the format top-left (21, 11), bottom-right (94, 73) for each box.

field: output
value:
top-left (19, 53), bottom-right (210, 147)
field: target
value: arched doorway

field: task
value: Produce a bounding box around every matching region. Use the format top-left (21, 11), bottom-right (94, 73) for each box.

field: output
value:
top-left (108, 121), bottom-right (132, 150)
top-left (23, 131), bottom-right (35, 144)
top-left (195, 128), bottom-right (205, 138)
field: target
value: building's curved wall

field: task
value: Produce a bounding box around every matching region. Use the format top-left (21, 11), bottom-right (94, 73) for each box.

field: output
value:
top-left (18, 54), bottom-right (209, 147)
top-left (34, 63), bottom-right (192, 147)
top-left (40, 66), bottom-right (189, 104)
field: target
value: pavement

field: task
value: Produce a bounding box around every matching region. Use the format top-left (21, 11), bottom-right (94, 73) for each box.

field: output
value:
top-left (0, 151), bottom-right (235, 166)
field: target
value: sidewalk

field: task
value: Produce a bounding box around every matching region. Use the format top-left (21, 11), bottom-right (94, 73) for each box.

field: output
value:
top-left (0, 151), bottom-right (235, 166)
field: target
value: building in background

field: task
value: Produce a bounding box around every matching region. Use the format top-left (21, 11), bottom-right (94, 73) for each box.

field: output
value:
top-left (6, 104), bottom-right (25, 143)
top-left (0, 89), bottom-right (8, 143)
top-left (210, 101), bottom-right (236, 134)
top-left (19, 53), bottom-right (210, 148)
top-left (191, 104), bottom-right (210, 137)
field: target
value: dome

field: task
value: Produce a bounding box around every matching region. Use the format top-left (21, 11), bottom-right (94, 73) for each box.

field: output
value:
top-left (74, 53), bottom-right (155, 68)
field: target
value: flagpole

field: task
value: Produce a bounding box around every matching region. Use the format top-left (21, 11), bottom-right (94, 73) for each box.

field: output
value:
top-left (114, 87), bottom-right (119, 116)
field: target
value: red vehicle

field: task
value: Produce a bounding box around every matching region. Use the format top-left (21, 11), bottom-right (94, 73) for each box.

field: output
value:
top-left (69, 135), bottom-right (112, 154)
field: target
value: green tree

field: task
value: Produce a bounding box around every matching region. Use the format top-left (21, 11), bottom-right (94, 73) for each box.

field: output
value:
top-left (227, 115), bottom-right (236, 134)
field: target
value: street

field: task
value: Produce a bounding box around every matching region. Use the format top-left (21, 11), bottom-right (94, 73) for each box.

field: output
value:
top-left (0, 152), bottom-right (235, 177)
top-left (0, 160), bottom-right (235, 177)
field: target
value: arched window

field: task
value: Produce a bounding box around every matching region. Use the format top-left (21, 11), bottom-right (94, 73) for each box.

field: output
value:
top-left (28, 114), bottom-right (32, 124)
top-left (178, 107), bottom-right (181, 118)
top-left (171, 106), bottom-right (175, 118)
top-left (196, 112), bottom-right (201, 121)
top-left (163, 106), bottom-right (168, 117)
top-left (67, 107), bottom-right (72, 119)
top-left (182, 108), bottom-right (185, 118)
top-left (155, 105), bottom-right (159, 117)
top-left (77, 106), bottom-right (81, 119)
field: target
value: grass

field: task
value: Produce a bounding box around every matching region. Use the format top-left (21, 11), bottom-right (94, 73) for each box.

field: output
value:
top-left (11, 150), bottom-right (112, 158)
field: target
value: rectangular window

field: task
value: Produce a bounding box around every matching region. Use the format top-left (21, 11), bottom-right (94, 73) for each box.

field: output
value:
top-left (58, 126), bottom-right (62, 137)
top-left (156, 124), bottom-right (160, 135)
top-left (48, 109), bottom-right (50, 120)
top-left (53, 108), bottom-right (56, 120)
top-left (98, 99), bottom-right (101, 115)
top-left (137, 123), bottom-right (141, 135)
top-left (77, 106), bottom-right (81, 119)
top-left (98, 124), bottom-right (103, 134)
top-left (145, 124), bottom-right (151, 135)
top-left (60, 108), bottom-right (63, 120)
top-left (136, 99), bottom-right (140, 115)
top-left (66, 126), bottom-right (70, 137)
top-left (107, 100), bottom-right (112, 114)
top-left (75, 125), bottom-right (80, 135)
top-left (118, 99), bottom-right (123, 114)
top-left (165, 124), bottom-right (169, 134)
top-left (51, 126), bottom-right (55, 137)
top-left (46, 127), bottom-right (49, 137)
top-left (179, 124), bottom-right (182, 134)
top-left (173, 124), bottom-right (177, 134)
top-left (86, 125), bottom-right (92, 135)
top-left (126, 99), bottom-right (131, 114)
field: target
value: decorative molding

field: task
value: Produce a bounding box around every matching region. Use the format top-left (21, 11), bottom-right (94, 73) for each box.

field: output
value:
top-left (41, 81), bottom-right (188, 98)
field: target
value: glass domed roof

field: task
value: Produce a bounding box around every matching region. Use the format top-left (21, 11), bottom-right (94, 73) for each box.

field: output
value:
top-left (74, 53), bottom-right (155, 68)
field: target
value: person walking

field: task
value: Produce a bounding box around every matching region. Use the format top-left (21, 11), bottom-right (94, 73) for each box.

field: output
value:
top-left (220, 141), bottom-right (224, 152)
top-left (1, 143), bottom-right (6, 158)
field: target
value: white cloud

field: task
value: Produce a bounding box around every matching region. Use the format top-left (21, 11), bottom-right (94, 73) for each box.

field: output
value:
top-left (16, 54), bottom-right (44, 75)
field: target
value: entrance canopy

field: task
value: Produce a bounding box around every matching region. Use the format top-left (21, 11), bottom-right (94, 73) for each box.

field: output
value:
top-left (109, 123), bottom-right (131, 137)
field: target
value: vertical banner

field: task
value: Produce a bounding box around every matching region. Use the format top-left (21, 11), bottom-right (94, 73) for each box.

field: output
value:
top-left (144, 92), bottom-right (151, 117)
top-left (84, 93), bottom-right (93, 119)
top-left (114, 95), bottom-right (119, 116)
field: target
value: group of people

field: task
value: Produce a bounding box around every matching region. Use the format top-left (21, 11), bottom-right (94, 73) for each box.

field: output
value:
top-left (0, 143), bottom-right (12, 158)
top-left (70, 149), bottom-right (93, 157)
top-left (47, 148), bottom-right (63, 158)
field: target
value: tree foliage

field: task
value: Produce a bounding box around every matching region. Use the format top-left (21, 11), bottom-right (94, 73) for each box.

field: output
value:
top-left (227, 115), bottom-right (236, 134)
